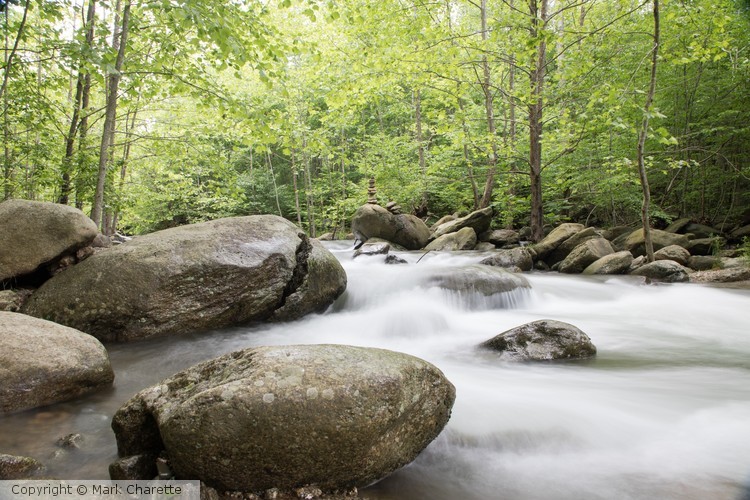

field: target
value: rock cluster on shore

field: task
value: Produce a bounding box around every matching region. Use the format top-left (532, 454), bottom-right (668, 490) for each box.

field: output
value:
top-left (350, 203), bottom-right (750, 285)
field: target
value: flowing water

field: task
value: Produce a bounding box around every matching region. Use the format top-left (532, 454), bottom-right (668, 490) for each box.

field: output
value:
top-left (2, 242), bottom-right (750, 499)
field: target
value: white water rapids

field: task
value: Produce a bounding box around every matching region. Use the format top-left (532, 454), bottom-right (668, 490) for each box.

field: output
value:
top-left (1, 242), bottom-right (749, 499)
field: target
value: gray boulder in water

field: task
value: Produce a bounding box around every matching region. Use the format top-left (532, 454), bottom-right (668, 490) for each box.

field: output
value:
top-left (23, 215), bottom-right (347, 342)
top-left (630, 259), bottom-right (690, 283)
top-left (351, 204), bottom-right (430, 250)
top-left (480, 248), bottom-right (534, 272)
top-left (0, 199), bottom-right (98, 283)
top-left (431, 207), bottom-right (493, 240)
top-left (480, 319), bottom-right (597, 361)
top-left (0, 312), bottom-right (114, 414)
top-left (110, 344), bottom-right (455, 494)
top-left (424, 227), bottom-right (477, 251)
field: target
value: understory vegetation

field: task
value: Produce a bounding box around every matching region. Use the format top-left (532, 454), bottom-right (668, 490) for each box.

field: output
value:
top-left (2, 0), bottom-right (749, 238)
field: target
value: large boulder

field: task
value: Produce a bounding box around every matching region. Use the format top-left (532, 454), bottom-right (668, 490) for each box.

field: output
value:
top-left (545, 227), bottom-right (601, 266)
top-left (615, 228), bottom-right (690, 256)
top-left (424, 227), bottom-right (477, 251)
top-left (0, 312), bottom-right (114, 414)
top-left (0, 200), bottom-right (98, 283)
top-left (630, 260), bottom-right (690, 283)
top-left (479, 248), bottom-right (534, 272)
top-left (582, 251), bottom-right (634, 275)
top-left (683, 222), bottom-right (723, 239)
top-left (23, 216), bottom-right (347, 342)
top-left (689, 267), bottom-right (750, 283)
top-left (422, 265), bottom-right (530, 309)
top-left (686, 237), bottom-right (725, 256)
top-left (654, 245), bottom-right (690, 265)
top-left (431, 207), bottom-right (494, 240)
top-left (111, 345), bottom-right (455, 494)
top-left (478, 229), bottom-right (520, 248)
top-left (480, 320), bottom-right (596, 361)
top-left (530, 223), bottom-right (585, 261)
top-left (558, 238), bottom-right (614, 274)
top-left (351, 204), bottom-right (430, 250)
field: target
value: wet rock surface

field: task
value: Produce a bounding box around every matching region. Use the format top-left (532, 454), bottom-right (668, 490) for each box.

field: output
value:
top-left (23, 216), bottom-right (346, 342)
top-left (480, 319), bottom-right (597, 361)
top-left (0, 199), bottom-right (98, 284)
top-left (0, 312), bottom-right (114, 414)
top-left (111, 344), bottom-right (455, 494)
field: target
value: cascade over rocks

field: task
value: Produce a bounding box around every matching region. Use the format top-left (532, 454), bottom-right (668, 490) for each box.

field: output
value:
top-left (0, 312), bottom-right (114, 414)
top-left (431, 207), bottom-right (493, 240)
top-left (351, 204), bottom-right (430, 250)
top-left (23, 215), bottom-right (346, 342)
top-left (110, 344), bottom-right (455, 494)
top-left (480, 319), bottom-right (596, 361)
top-left (0, 199), bottom-right (98, 284)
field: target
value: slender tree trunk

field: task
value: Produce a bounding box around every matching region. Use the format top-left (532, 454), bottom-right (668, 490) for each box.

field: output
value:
top-left (266, 151), bottom-right (282, 216)
top-left (637, 0), bottom-right (660, 262)
top-left (91, 0), bottom-right (130, 229)
top-left (528, 0), bottom-right (548, 242)
top-left (292, 149), bottom-right (303, 227)
top-left (60, 0), bottom-right (96, 205)
top-left (111, 102), bottom-right (139, 232)
top-left (414, 88), bottom-right (428, 214)
top-left (478, 0), bottom-right (499, 209)
top-left (303, 146), bottom-right (316, 237)
top-left (0, 0), bottom-right (29, 102)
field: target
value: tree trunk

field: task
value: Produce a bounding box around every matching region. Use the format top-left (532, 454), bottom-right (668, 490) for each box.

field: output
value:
top-left (60, 0), bottom-right (96, 205)
top-left (91, 0), bottom-right (130, 229)
top-left (637, 0), bottom-right (660, 263)
top-left (292, 149), bottom-right (303, 227)
top-left (414, 88), bottom-right (428, 214)
top-left (478, 0), bottom-right (499, 209)
top-left (528, 0), bottom-right (548, 243)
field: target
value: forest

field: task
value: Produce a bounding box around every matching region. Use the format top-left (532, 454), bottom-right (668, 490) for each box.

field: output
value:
top-left (1, 0), bottom-right (749, 240)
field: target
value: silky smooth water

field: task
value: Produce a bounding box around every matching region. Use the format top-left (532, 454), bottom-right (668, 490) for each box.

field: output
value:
top-left (2, 242), bottom-right (749, 500)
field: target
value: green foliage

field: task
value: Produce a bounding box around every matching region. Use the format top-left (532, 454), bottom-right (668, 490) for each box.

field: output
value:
top-left (2, 0), bottom-right (750, 238)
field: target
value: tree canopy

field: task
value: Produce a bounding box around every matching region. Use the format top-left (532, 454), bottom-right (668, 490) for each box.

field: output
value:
top-left (2, 0), bottom-right (749, 238)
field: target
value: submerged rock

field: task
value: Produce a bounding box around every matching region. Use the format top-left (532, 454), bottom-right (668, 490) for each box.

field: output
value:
top-left (111, 344), bottom-right (455, 494)
top-left (0, 312), bottom-right (114, 414)
top-left (480, 320), bottom-right (596, 361)
top-left (0, 199), bottom-right (98, 284)
top-left (23, 216), bottom-right (346, 342)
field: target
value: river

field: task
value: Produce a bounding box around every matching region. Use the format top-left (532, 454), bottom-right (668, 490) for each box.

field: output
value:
top-left (2, 242), bottom-right (749, 499)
